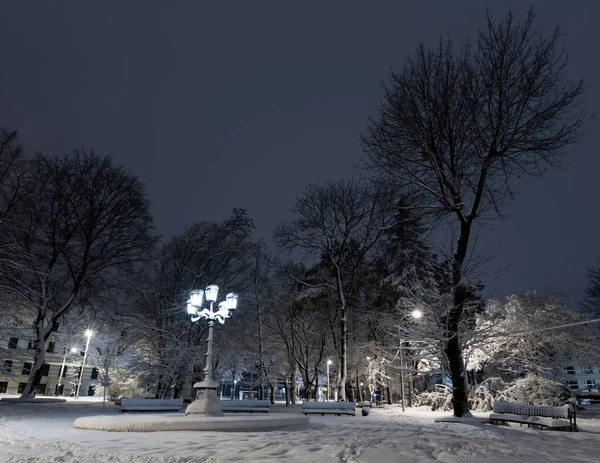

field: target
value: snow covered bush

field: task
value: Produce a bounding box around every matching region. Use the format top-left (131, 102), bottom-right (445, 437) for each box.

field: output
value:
top-left (498, 375), bottom-right (572, 406)
top-left (468, 377), bottom-right (507, 411)
top-left (415, 390), bottom-right (452, 411)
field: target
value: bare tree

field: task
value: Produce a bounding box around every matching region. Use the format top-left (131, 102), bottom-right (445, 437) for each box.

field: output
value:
top-left (0, 151), bottom-right (156, 399)
top-left (362, 9), bottom-right (588, 416)
top-left (582, 258), bottom-right (600, 318)
top-left (274, 178), bottom-right (395, 400)
top-left (124, 209), bottom-right (255, 398)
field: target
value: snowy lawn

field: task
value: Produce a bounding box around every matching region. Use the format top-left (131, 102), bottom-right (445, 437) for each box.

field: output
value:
top-left (1, 397), bottom-right (600, 462)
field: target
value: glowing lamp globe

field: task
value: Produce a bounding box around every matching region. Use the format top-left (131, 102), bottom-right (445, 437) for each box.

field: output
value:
top-left (205, 285), bottom-right (219, 302)
top-left (226, 293), bottom-right (239, 310)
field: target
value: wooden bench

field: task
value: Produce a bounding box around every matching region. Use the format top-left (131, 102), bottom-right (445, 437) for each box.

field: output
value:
top-left (120, 398), bottom-right (184, 412)
top-left (488, 400), bottom-right (577, 431)
top-left (302, 401), bottom-right (356, 416)
top-left (220, 399), bottom-right (270, 413)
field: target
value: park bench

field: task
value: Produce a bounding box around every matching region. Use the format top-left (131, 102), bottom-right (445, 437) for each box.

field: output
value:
top-left (302, 401), bottom-right (356, 416)
top-left (488, 399), bottom-right (577, 431)
top-left (220, 399), bottom-right (270, 413)
top-left (120, 398), bottom-right (184, 412)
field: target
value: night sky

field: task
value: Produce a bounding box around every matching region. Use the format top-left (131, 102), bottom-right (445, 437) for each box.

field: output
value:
top-left (1, 1), bottom-right (598, 302)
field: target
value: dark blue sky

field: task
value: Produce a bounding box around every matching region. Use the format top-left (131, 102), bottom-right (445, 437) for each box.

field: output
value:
top-left (1, 1), bottom-right (598, 302)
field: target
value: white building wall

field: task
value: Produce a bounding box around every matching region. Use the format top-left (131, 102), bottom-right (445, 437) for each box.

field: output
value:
top-left (0, 332), bottom-right (100, 396)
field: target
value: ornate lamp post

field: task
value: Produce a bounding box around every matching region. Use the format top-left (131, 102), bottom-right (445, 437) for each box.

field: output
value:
top-left (185, 285), bottom-right (239, 416)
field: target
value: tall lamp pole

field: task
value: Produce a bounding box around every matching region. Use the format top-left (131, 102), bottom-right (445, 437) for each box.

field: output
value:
top-left (57, 346), bottom-right (77, 395)
top-left (75, 329), bottom-right (93, 399)
top-left (326, 360), bottom-right (332, 401)
top-left (398, 309), bottom-right (423, 412)
top-left (185, 285), bottom-right (239, 416)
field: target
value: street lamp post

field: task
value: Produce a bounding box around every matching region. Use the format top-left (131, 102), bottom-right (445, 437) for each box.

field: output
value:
top-left (75, 329), bottom-right (93, 399)
top-left (185, 285), bottom-right (239, 416)
top-left (398, 309), bottom-right (423, 412)
top-left (366, 356), bottom-right (373, 408)
top-left (57, 346), bottom-right (78, 395)
top-left (326, 360), bottom-right (332, 401)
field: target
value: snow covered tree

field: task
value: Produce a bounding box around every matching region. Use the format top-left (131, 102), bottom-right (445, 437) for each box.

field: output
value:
top-left (469, 292), bottom-right (600, 379)
top-left (362, 9), bottom-right (588, 416)
top-left (0, 151), bottom-right (156, 399)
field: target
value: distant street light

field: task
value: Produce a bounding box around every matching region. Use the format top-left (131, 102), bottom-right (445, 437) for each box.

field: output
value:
top-left (399, 309), bottom-right (424, 411)
top-left (185, 285), bottom-right (239, 416)
top-left (57, 346), bottom-right (78, 395)
top-left (366, 356), bottom-right (374, 407)
top-left (75, 329), bottom-right (93, 399)
top-left (326, 360), bottom-right (333, 401)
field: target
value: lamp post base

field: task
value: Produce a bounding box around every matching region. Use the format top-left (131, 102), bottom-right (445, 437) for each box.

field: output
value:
top-left (185, 381), bottom-right (223, 416)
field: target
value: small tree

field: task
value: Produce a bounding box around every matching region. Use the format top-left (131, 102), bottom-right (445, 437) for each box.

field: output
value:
top-left (362, 9), bottom-right (588, 416)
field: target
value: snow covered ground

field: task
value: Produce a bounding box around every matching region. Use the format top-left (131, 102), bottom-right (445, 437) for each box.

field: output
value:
top-left (1, 396), bottom-right (600, 462)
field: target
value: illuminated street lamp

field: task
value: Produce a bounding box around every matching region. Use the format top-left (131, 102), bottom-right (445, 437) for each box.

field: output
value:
top-left (185, 285), bottom-right (239, 416)
top-left (399, 309), bottom-right (424, 412)
top-left (57, 346), bottom-right (78, 395)
top-left (326, 360), bottom-right (333, 401)
top-left (75, 329), bottom-right (93, 399)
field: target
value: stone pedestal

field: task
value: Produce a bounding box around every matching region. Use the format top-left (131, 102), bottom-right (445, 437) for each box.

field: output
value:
top-left (185, 381), bottom-right (223, 416)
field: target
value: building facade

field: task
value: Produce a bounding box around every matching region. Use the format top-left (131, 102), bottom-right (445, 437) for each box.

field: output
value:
top-left (0, 332), bottom-right (100, 397)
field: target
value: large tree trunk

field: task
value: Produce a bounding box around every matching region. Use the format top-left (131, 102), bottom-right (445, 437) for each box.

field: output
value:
top-left (20, 318), bottom-right (50, 400)
top-left (289, 372), bottom-right (297, 405)
top-left (446, 223), bottom-right (472, 417)
top-left (339, 304), bottom-right (348, 400)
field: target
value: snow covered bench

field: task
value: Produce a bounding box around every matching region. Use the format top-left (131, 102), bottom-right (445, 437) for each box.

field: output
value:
top-left (120, 398), bottom-right (184, 412)
top-left (302, 401), bottom-right (356, 416)
top-left (488, 400), bottom-right (577, 431)
top-left (220, 399), bottom-right (270, 413)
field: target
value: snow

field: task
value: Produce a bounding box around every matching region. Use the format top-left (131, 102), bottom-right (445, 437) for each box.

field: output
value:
top-left (74, 412), bottom-right (309, 432)
top-left (1, 396), bottom-right (600, 462)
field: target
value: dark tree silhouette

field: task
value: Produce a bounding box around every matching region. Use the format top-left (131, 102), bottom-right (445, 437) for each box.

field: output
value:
top-left (362, 9), bottom-right (588, 416)
top-left (274, 178), bottom-right (395, 400)
top-left (0, 151), bottom-right (156, 399)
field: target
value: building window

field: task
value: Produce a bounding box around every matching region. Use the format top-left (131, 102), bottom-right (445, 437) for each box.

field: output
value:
top-left (568, 381), bottom-right (579, 390)
top-left (40, 364), bottom-right (50, 376)
top-left (565, 366), bottom-right (576, 375)
top-left (0, 381), bottom-right (7, 393)
top-left (585, 380), bottom-right (597, 388)
top-left (36, 383), bottom-right (46, 395)
top-left (3, 360), bottom-right (13, 373)
top-left (87, 385), bottom-right (95, 397)
top-left (8, 337), bottom-right (18, 349)
top-left (27, 340), bottom-right (34, 350)
top-left (57, 365), bottom-right (68, 377)
top-left (91, 368), bottom-right (99, 380)
top-left (46, 342), bottom-right (55, 354)
top-left (582, 368), bottom-right (594, 375)
top-left (22, 362), bottom-right (32, 375)
top-left (17, 382), bottom-right (27, 393)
